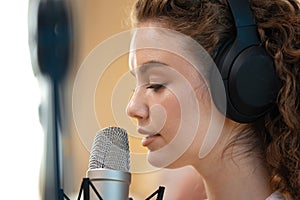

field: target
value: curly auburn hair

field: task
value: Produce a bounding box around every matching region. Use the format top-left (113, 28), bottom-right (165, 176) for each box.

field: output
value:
top-left (131, 0), bottom-right (300, 199)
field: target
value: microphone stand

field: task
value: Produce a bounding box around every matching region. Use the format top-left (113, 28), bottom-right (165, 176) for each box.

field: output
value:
top-left (76, 177), bottom-right (165, 200)
top-left (28, 0), bottom-right (73, 199)
top-left (145, 186), bottom-right (165, 200)
top-left (40, 78), bottom-right (65, 200)
top-left (77, 178), bottom-right (103, 200)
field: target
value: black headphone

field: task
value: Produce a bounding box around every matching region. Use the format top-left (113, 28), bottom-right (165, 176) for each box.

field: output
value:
top-left (212, 0), bottom-right (281, 123)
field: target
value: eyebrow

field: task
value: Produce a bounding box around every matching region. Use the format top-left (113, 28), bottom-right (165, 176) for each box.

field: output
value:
top-left (131, 60), bottom-right (168, 76)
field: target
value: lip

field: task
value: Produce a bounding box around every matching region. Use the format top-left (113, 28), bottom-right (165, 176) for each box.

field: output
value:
top-left (137, 126), bottom-right (161, 147)
top-left (137, 126), bottom-right (156, 135)
top-left (141, 133), bottom-right (161, 147)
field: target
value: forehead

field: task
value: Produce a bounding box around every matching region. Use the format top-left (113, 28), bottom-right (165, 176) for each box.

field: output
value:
top-left (130, 26), bottom-right (189, 62)
top-left (130, 25), bottom-right (213, 64)
top-left (129, 25), bottom-right (212, 79)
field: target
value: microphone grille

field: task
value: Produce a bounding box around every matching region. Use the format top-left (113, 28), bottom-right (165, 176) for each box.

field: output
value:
top-left (89, 127), bottom-right (130, 172)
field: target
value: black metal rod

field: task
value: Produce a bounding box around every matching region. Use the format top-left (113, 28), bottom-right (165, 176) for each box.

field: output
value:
top-left (156, 186), bottom-right (165, 200)
top-left (77, 178), bottom-right (85, 200)
top-left (83, 178), bottom-right (90, 200)
top-left (53, 80), bottom-right (62, 198)
top-left (77, 178), bottom-right (104, 200)
top-left (145, 186), bottom-right (165, 200)
top-left (89, 179), bottom-right (103, 200)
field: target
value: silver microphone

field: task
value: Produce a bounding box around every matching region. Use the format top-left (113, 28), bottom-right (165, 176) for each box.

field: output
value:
top-left (87, 126), bottom-right (131, 200)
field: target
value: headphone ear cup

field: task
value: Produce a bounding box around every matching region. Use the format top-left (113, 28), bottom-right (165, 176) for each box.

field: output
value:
top-left (226, 46), bottom-right (280, 122)
top-left (211, 43), bottom-right (280, 123)
top-left (214, 39), bottom-right (234, 71)
top-left (210, 0), bottom-right (281, 123)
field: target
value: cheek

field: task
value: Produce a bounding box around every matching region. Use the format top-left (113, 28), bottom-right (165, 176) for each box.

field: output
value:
top-left (157, 92), bottom-right (181, 138)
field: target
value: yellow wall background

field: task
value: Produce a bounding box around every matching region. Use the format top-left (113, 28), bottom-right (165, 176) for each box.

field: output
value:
top-left (62, 0), bottom-right (165, 199)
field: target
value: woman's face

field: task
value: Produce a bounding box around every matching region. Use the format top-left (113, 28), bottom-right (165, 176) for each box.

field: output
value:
top-left (126, 23), bottom-right (226, 168)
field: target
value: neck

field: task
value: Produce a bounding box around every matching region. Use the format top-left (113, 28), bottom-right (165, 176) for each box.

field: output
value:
top-left (194, 127), bottom-right (272, 200)
top-left (203, 157), bottom-right (272, 200)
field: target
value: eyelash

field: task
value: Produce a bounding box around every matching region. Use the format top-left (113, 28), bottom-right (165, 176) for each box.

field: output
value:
top-left (146, 84), bottom-right (164, 91)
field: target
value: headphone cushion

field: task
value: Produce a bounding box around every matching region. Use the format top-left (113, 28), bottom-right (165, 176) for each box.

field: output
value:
top-left (227, 46), bottom-right (280, 120)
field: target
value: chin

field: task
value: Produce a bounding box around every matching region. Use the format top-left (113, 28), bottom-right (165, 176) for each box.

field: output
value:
top-left (147, 151), bottom-right (187, 169)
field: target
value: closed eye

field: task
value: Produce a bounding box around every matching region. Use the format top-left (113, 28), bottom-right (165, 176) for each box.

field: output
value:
top-left (146, 84), bottom-right (164, 91)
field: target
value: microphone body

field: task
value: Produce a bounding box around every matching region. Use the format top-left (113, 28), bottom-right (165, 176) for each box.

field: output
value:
top-left (86, 126), bottom-right (131, 200)
top-left (77, 126), bottom-right (164, 200)
top-left (87, 168), bottom-right (131, 200)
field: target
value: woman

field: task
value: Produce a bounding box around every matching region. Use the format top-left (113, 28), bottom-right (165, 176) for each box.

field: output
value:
top-left (126, 0), bottom-right (300, 199)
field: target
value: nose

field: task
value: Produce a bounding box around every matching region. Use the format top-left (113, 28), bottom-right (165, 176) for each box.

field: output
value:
top-left (126, 88), bottom-right (149, 121)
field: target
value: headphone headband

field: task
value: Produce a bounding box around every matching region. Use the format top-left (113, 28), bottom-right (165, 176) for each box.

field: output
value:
top-left (227, 0), bottom-right (256, 27)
